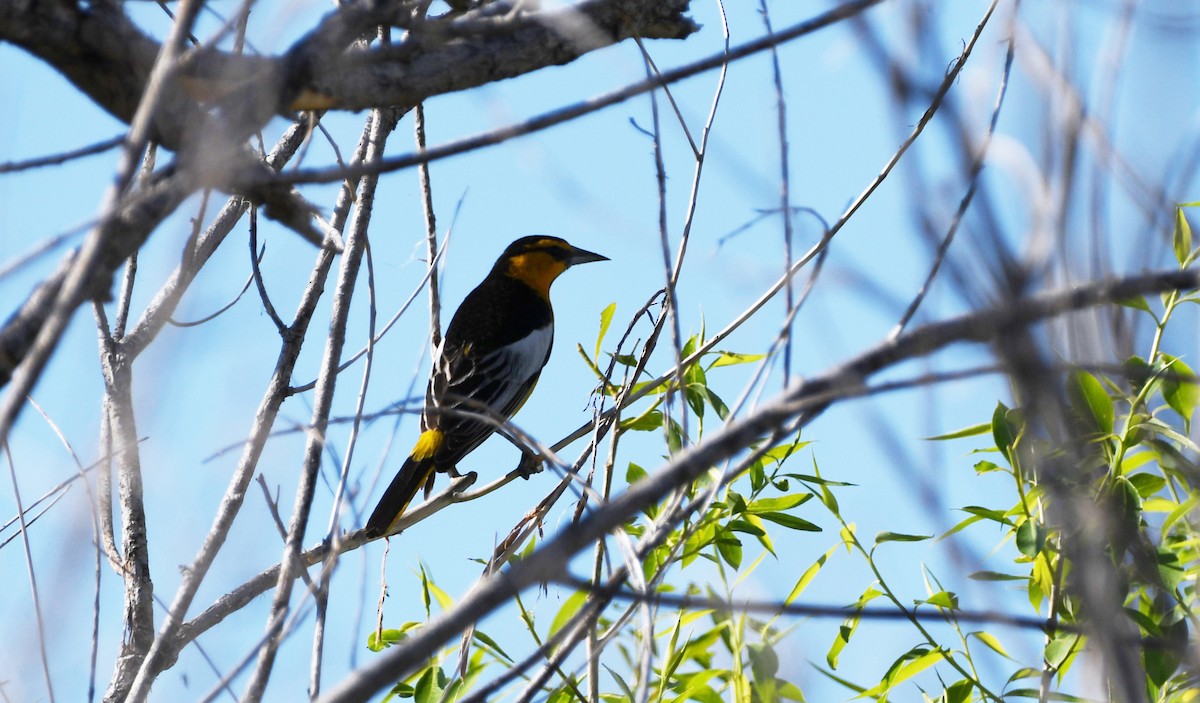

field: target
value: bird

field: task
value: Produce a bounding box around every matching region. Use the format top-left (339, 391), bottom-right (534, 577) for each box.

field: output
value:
top-left (364, 236), bottom-right (608, 538)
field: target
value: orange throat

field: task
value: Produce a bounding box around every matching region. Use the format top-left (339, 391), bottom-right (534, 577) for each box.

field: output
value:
top-left (506, 251), bottom-right (567, 299)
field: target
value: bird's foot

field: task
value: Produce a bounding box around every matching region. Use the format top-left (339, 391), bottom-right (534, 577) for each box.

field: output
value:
top-left (516, 451), bottom-right (544, 479)
top-left (450, 471), bottom-right (477, 494)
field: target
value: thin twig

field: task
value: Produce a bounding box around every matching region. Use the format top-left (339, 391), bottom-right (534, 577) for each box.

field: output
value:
top-left (3, 445), bottom-right (56, 703)
top-left (415, 103), bottom-right (443, 350)
top-left (248, 207), bottom-right (288, 333)
top-left (758, 0), bottom-right (797, 383)
top-left (0, 134), bottom-right (124, 173)
top-left (890, 0), bottom-right (1006, 339)
top-left (168, 244), bottom-right (266, 327)
top-left (22, 397), bottom-right (105, 701)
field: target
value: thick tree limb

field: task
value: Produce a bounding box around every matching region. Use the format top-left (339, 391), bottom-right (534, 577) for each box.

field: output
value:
top-left (285, 0), bottom-right (698, 111)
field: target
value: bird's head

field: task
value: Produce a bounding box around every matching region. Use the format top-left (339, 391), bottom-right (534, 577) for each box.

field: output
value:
top-left (497, 236), bottom-right (608, 298)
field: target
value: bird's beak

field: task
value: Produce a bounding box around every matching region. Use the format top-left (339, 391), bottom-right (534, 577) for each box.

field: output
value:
top-left (565, 245), bottom-right (609, 266)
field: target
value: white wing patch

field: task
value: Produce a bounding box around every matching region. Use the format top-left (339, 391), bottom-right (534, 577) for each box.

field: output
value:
top-left (492, 325), bottom-right (553, 387)
top-left (469, 325), bottom-right (552, 411)
top-left (432, 324), bottom-right (553, 414)
top-left (423, 324), bottom-right (554, 461)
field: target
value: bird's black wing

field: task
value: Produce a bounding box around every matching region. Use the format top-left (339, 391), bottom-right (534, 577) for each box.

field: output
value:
top-left (425, 324), bottom-right (552, 467)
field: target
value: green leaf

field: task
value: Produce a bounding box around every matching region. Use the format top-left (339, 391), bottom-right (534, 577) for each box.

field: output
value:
top-left (970, 631), bottom-right (1012, 659)
top-left (944, 680), bottom-right (974, 703)
top-left (785, 545), bottom-right (836, 605)
top-left (1161, 354), bottom-right (1199, 426)
top-left (620, 410), bottom-right (664, 432)
top-left (670, 671), bottom-right (724, 703)
top-left (1111, 475), bottom-right (1142, 528)
top-left (875, 531), bottom-right (932, 545)
top-left (715, 528), bottom-right (742, 569)
top-left (667, 418), bottom-right (684, 454)
top-left (764, 438), bottom-right (812, 464)
top-left (826, 588), bottom-right (880, 669)
top-left (549, 590), bottom-right (588, 637)
top-left (969, 570), bottom-right (1026, 582)
top-left (367, 623), bottom-right (419, 652)
top-left (1043, 634), bottom-right (1081, 670)
top-left (826, 618), bottom-right (856, 670)
top-left (727, 517), bottom-right (766, 537)
top-left (748, 458), bottom-right (768, 493)
top-left (812, 664), bottom-right (867, 694)
top-left (747, 494), bottom-right (812, 513)
top-left (595, 302), bottom-right (616, 359)
top-left (1148, 438), bottom-right (1200, 479)
top-left (1016, 519), bottom-right (1046, 558)
top-left (427, 580), bottom-right (453, 611)
top-left (748, 642), bottom-right (780, 680)
top-left (1124, 354), bottom-right (1155, 389)
top-left (612, 352), bottom-right (638, 367)
top-left (776, 680), bottom-right (806, 702)
top-left (1005, 689), bottom-right (1088, 701)
top-left (1175, 206), bottom-right (1193, 266)
top-left (1157, 544), bottom-right (1186, 591)
top-left (756, 511), bottom-right (821, 532)
top-left (1127, 472), bottom-right (1166, 498)
top-left (472, 629), bottom-right (512, 663)
top-left (891, 647), bottom-right (944, 685)
top-left (973, 459), bottom-right (1003, 474)
top-left (418, 564), bottom-right (433, 617)
top-left (992, 402), bottom-right (1016, 463)
top-left (708, 351), bottom-right (767, 368)
top-left (959, 505), bottom-right (1012, 524)
top-left (413, 666), bottom-right (448, 703)
top-left (1067, 370), bottom-right (1114, 434)
top-left (707, 388), bottom-right (731, 420)
top-left (1144, 645), bottom-right (1182, 689)
top-left (1118, 450), bottom-right (1155, 474)
top-left (925, 422), bottom-right (991, 441)
top-left (1116, 295), bottom-right (1153, 314)
top-left (918, 591), bottom-right (958, 609)
top-left (1005, 668), bottom-right (1043, 685)
top-left (682, 333), bottom-right (699, 359)
top-left (684, 381), bottom-right (707, 419)
top-left (862, 646), bottom-right (945, 697)
top-left (941, 513), bottom-right (984, 539)
top-left (603, 665), bottom-right (635, 701)
top-left (1164, 492), bottom-right (1200, 531)
top-left (740, 514), bottom-right (776, 556)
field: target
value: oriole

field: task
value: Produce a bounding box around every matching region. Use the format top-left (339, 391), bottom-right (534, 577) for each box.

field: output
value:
top-left (364, 236), bottom-right (608, 538)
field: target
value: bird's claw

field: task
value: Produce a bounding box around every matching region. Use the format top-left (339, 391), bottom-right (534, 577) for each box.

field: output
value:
top-left (516, 451), bottom-right (544, 479)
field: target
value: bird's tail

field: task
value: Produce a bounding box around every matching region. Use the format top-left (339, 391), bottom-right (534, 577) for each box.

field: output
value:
top-left (364, 429), bottom-right (443, 537)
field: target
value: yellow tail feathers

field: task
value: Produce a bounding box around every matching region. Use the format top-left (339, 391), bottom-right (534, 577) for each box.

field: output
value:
top-left (410, 428), bottom-right (445, 461)
top-left (364, 430), bottom-right (443, 537)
